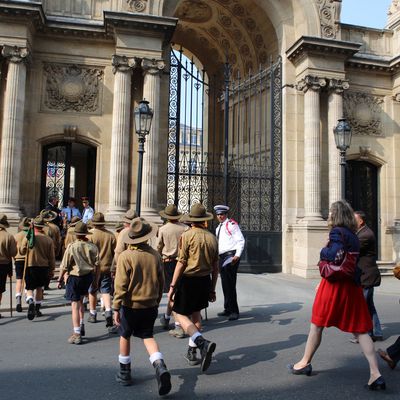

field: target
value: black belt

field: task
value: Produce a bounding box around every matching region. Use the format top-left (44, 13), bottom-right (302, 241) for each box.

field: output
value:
top-left (219, 251), bottom-right (236, 259)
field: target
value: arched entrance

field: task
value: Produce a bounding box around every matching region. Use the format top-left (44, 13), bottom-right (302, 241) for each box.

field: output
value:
top-left (166, 0), bottom-right (283, 273)
top-left (40, 142), bottom-right (97, 209)
top-left (346, 160), bottom-right (379, 246)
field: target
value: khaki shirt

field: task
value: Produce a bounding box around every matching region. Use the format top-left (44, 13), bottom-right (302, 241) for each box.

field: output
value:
top-left (64, 227), bottom-right (76, 249)
top-left (0, 228), bottom-right (17, 264)
top-left (14, 230), bottom-right (27, 261)
top-left (178, 227), bottom-right (219, 277)
top-left (44, 222), bottom-right (61, 255)
top-left (157, 221), bottom-right (187, 259)
top-left (88, 227), bottom-right (116, 274)
top-left (113, 244), bottom-right (164, 310)
top-left (60, 240), bottom-right (99, 277)
top-left (114, 226), bottom-right (129, 264)
top-left (21, 232), bottom-right (55, 271)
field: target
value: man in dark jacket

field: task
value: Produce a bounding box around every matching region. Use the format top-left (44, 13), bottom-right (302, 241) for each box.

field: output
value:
top-left (354, 211), bottom-right (382, 341)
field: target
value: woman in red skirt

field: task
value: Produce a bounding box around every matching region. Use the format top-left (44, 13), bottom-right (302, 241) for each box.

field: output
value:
top-left (289, 200), bottom-right (385, 390)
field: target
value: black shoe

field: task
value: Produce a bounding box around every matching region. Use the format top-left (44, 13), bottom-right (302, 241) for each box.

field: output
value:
top-left (116, 363), bottom-right (133, 386)
top-left (287, 364), bottom-right (312, 376)
top-left (195, 336), bottom-right (216, 373)
top-left (217, 310), bottom-right (230, 317)
top-left (27, 302), bottom-right (35, 321)
top-left (108, 325), bottom-right (119, 335)
top-left (228, 313), bottom-right (239, 321)
top-left (153, 359), bottom-right (171, 396)
top-left (105, 311), bottom-right (113, 327)
top-left (16, 304), bottom-right (22, 313)
top-left (35, 304), bottom-right (43, 317)
top-left (87, 313), bottom-right (97, 323)
top-left (367, 376), bottom-right (386, 391)
top-left (80, 323), bottom-right (86, 337)
top-left (184, 346), bottom-right (201, 366)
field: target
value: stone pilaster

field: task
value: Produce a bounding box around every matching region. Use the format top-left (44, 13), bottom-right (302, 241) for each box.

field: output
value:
top-left (0, 46), bottom-right (29, 220)
top-left (328, 79), bottom-right (349, 204)
top-left (297, 75), bottom-right (326, 220)
top-left (107, 55), bottom-right (136, 220)
top-left (140, 58), bottom-right (165, 221)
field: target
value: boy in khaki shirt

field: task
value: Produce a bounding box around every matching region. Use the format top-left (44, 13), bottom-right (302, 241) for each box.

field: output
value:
top-left (58, 222), bottom-right (99, 344)
top-left (113, 217), bottom-right (171, 396)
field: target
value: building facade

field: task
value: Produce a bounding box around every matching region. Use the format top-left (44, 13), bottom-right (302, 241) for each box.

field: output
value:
top-left (1, 0), bottom-right (400, 277)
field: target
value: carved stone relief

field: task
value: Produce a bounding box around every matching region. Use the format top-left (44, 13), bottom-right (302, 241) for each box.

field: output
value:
top-left (175, 0), bottom-right (212, 23)
top-left (315, 0), bottom-right (341, 39)
top-left (41, 63), bottom-right (104, 114)
top-left (127, 0), bottom-right (148, 13)
top-left (343, 92), bottom-right (384, 136)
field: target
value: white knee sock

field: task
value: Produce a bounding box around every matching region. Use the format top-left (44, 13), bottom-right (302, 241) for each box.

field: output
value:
top-left (149, 352), bottom-right (163, 364)
top-left (119, 355), bottom-right (131, 364)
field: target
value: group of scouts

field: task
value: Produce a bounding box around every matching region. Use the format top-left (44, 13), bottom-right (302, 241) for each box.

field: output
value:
top-left (0, 200), bottom-right (245, 397)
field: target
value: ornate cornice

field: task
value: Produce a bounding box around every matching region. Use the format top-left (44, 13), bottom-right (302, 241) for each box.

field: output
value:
top-left (296, 75), bottom-right (327, 93)
top-left (111, 55), bottom-right (137, 74)
top-left (141, 58), bottom-right (166, 75)
top-left (286, 36), bottom-right (361, 65)
top-left (2, 45), bottom-right (29, 64)
top-left (328, 78), bottom-right (349, 94)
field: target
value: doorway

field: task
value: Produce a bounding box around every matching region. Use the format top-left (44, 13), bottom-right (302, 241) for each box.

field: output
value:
top-left (40, 142), bottom-right (97, 210)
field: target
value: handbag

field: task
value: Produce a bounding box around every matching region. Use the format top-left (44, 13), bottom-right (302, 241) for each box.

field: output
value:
top-left (318, 228), bottom-right (359, 282)
top-left (393, 264), bottom-right (400, 280)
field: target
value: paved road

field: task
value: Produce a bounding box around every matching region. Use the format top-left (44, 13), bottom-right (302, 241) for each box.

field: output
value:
top-left (0, 273), bottom-right (399, 399)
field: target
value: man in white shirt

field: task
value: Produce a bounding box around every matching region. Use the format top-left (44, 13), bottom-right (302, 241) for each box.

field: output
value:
top-left (81, 197), bottom-right (94, 224)
top-left (214, 205), bottom-right (245, 321)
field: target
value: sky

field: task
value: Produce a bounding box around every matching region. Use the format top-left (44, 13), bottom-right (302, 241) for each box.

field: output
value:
top-left (341, 0), bottom-right (392, 29)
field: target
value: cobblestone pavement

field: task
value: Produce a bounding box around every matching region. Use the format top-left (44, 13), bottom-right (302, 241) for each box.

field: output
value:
top-left (0, 273), bottom-right (399, 399)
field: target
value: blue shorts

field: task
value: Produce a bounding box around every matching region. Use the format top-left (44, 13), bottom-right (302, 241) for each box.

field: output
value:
top-left (89, 273), bottom-right (113, 294)
top-left (118, 306), bottom-right (158, 339)
top-left (65, 274), bottom-right (93, 302)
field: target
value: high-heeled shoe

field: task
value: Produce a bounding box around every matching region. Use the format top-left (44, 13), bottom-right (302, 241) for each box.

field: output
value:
top-left (287, 363), bottom-right (312, 376)
top-left (367, 376), bottom-right (386, 391)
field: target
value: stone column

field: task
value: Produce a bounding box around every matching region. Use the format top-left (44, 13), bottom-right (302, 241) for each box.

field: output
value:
top-left (0, 46), bottom-right (29, 219)
top-left (107, 55), bottom-right (136, 220)
top-left (140, 58), bottom-right (165, 220)
top-left (297, 76), bottom-right (326, 220)
top-left (328, 79), bottom-right (349, 204)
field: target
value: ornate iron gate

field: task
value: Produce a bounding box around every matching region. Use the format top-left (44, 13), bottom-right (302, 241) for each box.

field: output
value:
top-left (167, 48), bottom-right (282, 272)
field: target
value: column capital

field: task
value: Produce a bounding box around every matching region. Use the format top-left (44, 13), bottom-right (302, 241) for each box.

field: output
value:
top-left (328, 78), bottom-right (349, 95)
top-left (2, 45), bottom-right (29, 64)
top-left (393, 92), bottom-right (400, 102)
top-left (141, 58), bottom-right (165, 75)
top-left (296, 75), bottom-right (326, 93)
top-left (111, 54), bottom-right (137, 74)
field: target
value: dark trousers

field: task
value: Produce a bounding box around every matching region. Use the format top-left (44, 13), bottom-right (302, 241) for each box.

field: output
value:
top-left (363, 287), bottom-right (382, 337)
top-left (219, 259), bottom-right (239, 315)
top-left (387, 336), bottom-right (400, 364)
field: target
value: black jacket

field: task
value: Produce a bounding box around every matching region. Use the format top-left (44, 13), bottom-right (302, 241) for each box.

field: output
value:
top-left (356, 224), bottom-right (381, 287)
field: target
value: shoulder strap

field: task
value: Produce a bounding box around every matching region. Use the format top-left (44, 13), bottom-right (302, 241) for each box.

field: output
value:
top-left (225, 220), bottom-right (232, 236)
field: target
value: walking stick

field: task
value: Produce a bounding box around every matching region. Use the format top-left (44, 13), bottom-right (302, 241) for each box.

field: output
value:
top-left (9, 274), bottom-right (13, 318)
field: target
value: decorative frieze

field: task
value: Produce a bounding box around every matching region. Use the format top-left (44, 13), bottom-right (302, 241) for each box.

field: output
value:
top-left (127, 0), bottom-right (148, 13)
top-left (343, 92), bottom-right (384, 136)
top-left (315, 0), bottom-right (342, 39)
top-left (41, 63), bottom-right (104, 114)
top-left (296, 75), bottom-right (327, 93)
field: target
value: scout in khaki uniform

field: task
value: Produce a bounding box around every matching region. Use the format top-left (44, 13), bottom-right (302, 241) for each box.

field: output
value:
top-left (41, 210), bottom-right (62, 257)
top-left (113, 217), bottom-right (171, 396)
top-left (13, 217), bottom-right (31, 312)
top-left (113, 209), bottom-right (137, 265)
top-left (58, 222), bottom-right (100, 344)
top-left (87, 212), bottom-right (117, 329)
top-left (114, 222), bottom-right (124, 241)
top-left (168, 203), bottom-right (219, 371)
top-left (63, 216), bottom-right (81, 251)
top-left (20, 216), bottom-right (55, 320)
top-left (0, 214), bottom-right (17, 318)
top-left (157, 204), bottom-right (187, 336)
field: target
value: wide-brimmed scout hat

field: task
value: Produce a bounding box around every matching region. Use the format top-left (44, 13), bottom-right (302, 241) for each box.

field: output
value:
top-left (41, 210), bottom-right (58, 222)
top-left (115, 222), bottom-right (124, 232)
top-left (69, 216), bottom-right (81, 227)
top-left (121, 217), bottom-right (158, 245)
top-left (18, 217), bottom-right (31, 230)
top-left (123, 209), bottom-right (138, 224)
top-left (72, 221), bottom-right (92, 236)
top-left (181, 203), bottom-right (213, 222)
top-left (0, 214), bottom-right (10, 229)
top-left (159, 204), bottom-right (182, 220)
top-left (91, 212), bottom-right (106, 226)
top-left (33, 216), bottom-right (46, 228)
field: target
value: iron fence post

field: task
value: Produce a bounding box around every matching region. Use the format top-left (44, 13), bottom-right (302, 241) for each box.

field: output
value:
top-left (136, 136), bottom-right (145, 217)
top-left (223, 61), bottom-right (230, 205)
